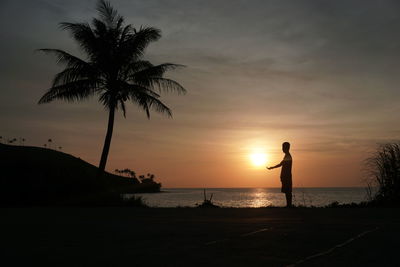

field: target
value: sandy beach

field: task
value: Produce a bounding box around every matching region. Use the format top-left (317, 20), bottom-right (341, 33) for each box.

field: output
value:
top-left (1, 207), bottom-right (398, 266)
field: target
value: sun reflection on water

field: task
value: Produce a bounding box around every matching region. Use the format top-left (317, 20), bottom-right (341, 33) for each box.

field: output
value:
top-left (248, 188), bottom-right (272, 207)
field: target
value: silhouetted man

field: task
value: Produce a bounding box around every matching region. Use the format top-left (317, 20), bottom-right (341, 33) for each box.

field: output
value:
top-left (267, 142), bottom-right (293, 207)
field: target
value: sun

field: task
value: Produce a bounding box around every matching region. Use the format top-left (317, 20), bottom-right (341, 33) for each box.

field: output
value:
top-left (250, 152), bottom-right (267, 167)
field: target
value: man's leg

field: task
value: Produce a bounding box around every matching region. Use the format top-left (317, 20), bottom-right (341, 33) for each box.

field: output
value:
top-left (285, 192), bottom-right (292, 207)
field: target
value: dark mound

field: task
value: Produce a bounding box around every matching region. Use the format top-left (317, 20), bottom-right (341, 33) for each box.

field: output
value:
top-left (0, 144), bottom-right (160, 205)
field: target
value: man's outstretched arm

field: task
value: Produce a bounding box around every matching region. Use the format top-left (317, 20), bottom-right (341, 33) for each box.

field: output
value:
top-left (267, 161), bottom-right (282, 170)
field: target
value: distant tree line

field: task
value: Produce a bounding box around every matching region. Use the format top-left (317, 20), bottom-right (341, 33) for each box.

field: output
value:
top-left (114, 168), bottom-right (157, 184)
top-left (0, 135), bottom-right (63, 151)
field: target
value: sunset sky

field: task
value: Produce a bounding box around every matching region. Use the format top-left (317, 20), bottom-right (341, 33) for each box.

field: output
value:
top-left (1, 0), bottom-right (399, 187)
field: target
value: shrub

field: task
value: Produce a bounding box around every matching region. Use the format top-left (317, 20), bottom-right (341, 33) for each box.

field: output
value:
top-left (365, 143), bottom-right (400, 205)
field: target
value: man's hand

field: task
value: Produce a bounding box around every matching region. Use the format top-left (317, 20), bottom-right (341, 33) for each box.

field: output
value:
top-left (267, 167), bottom-right (273, 170)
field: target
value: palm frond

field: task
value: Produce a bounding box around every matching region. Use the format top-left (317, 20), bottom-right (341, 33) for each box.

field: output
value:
top-left (132, 63), bottom-right (184, 77)
top-left (138, 77), bottom-right (187, 95)
top-left (59, 22), bottom-right (97, 58)
top-left (115, 17), bottom-right (124, 31)
top-left (130, 91), bottom-right (172, 119)
top-left (118, 99), bottom-right (127, 117)
top-left (38, 79), bottom-right (101, 104)
top-left (145, 95), bottom-right (172, 118)
top-left (119, 26), bottom-right (161, 61)
top-left (98, 90), bottom-right (119, 110)
top-left (119, 60), bottom-right (153, 80)
top-left (37, 49), bottom-right (91, 69)
top-left (130, 63), bottom-right (186, 94)
top-left (96, 0), bottom-right (122, 28)
top-left (91, 18), bottom-right (108, 37)
top-left (52, 66), bottom-right (100, 87)
top-left (119, 24), bottom-right (133, 44)
top-left (120, 82), bottom-right (160, 98)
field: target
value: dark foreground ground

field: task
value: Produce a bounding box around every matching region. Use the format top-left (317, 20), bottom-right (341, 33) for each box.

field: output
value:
top-left (1, 207), bottom-right (399, 267)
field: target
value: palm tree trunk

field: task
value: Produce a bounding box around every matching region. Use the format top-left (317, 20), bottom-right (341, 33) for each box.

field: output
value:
top-left (97, 106), bottom-right (115, 177)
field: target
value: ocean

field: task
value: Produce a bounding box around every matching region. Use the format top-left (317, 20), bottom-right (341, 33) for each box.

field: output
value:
top-left (129, 187), bottom-right (370, 208)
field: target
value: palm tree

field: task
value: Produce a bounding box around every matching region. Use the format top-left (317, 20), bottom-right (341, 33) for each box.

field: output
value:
top-left (38, 0), bottom-right (186, 176)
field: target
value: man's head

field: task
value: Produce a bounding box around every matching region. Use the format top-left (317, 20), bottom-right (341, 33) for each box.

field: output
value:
top-left (282, 142), bottom-right (290, 153)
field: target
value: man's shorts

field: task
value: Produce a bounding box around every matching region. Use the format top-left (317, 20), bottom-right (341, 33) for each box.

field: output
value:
top-left (281, 177), bottom-right (292, 193)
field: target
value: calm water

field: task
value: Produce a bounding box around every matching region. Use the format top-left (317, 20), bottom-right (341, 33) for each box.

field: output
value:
top-left (129, 187), bottom-right (369, 208)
